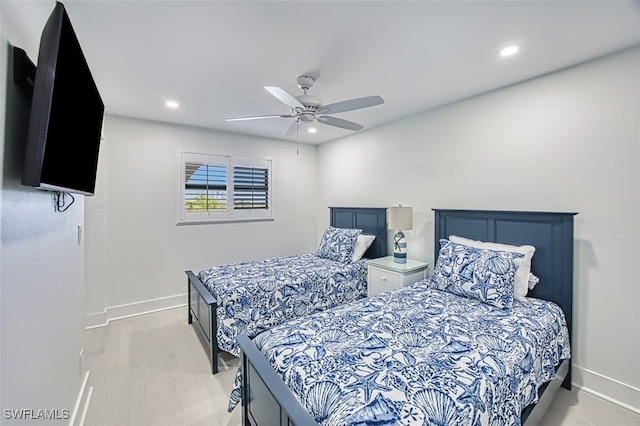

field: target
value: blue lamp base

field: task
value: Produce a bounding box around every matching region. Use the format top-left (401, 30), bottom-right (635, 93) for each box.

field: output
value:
top-left (393, 230), bottom-right (407, 264)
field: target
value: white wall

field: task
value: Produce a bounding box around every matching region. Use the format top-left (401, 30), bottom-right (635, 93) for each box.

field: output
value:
top-left (317, 46), bottom-right (640, 411)
top-left (85, 115), bottom-right (318, 325)
top-left (1, 4), bottom-right (86, 424)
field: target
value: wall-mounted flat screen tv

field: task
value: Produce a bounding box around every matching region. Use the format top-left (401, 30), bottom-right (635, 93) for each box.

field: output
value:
top-left (22, 1), bottom-right (104, 196)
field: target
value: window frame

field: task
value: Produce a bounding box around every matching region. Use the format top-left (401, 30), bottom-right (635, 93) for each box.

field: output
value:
top-left (178, 152), bottom-right (273, 224)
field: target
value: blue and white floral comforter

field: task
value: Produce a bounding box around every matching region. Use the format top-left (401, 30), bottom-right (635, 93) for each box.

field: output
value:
top-left (229, 281), bottom-right (570, 425)
top-left (198, 253), bottom-right (367, 357)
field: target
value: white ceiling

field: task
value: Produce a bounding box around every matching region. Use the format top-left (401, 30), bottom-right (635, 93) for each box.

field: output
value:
top-left (5, 0), bottom-right (640, 144)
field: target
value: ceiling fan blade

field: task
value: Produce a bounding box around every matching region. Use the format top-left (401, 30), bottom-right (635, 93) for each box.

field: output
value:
top-left (317, 115), bottom-right (364, 131)
top-left (264, 86), bottom-right (305, 110)
top-left (226, 114), bottom-right (295, 122)
top-left (316, 95), bottom-right (384, 115)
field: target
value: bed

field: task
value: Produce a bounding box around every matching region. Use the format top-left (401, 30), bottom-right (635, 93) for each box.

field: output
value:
top-left (186, 206), bottom-right (389, 374)
top-left (235, 209), bottom-right (577, 425)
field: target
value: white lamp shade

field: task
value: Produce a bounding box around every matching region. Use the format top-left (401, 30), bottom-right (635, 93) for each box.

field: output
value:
top-left (388, 206), bottom-right (413, 230)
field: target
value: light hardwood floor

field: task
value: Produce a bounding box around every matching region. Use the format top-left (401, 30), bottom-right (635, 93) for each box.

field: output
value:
top-left (84, 307), bottom-right (640, 426)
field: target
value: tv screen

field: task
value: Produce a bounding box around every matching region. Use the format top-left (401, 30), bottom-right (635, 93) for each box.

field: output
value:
top-left (22, 1), bottom-right (104, 196)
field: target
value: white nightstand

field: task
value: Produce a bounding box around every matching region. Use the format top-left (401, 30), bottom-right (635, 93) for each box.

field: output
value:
top-left (367, 256), bottom-right (429, 297)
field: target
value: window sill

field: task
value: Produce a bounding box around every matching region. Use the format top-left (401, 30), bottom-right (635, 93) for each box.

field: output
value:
top-left (176, 217), bottom-right (275, 226)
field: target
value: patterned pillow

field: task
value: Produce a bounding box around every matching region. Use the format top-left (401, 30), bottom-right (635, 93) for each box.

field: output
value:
top-left (316, 226), bottom-right (362, 263)
top-left (429, 239), bottom-right (524, 309)
top-left (449, 235), bottom-right (535, 301)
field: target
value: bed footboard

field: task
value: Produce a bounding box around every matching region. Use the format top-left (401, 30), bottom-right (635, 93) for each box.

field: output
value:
top-left (238, 334), bottom-right (317, 426)
top-left (522, 359), bottom-right (570, 425)
top-left (186, 270), bottom-right (218, 374)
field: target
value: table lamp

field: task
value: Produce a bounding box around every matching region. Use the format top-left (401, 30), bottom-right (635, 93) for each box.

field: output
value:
top-left (388, 205), bottom-right (413, 264)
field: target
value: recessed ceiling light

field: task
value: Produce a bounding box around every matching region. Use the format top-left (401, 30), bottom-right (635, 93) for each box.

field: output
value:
top-left (165, 100), bottom-right (179, 109)
top-left (499, 45), bottom-right (519, 57)
top-left (307, 127), bottom-right (317, 134)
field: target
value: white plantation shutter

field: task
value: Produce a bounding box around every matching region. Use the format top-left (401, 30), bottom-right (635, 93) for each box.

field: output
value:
top-left (233, 166), bottom-right (268, 209)
top-left (230, 156), bottom-right (272, 219)
top-left (179, 152), bottom-right (272, 223)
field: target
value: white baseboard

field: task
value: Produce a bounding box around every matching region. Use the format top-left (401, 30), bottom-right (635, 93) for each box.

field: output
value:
top-left (573, 364), bottom-right (640, 414)
top-left (85, 293), bottom-right (187, 329)
top-left (78, 386), bottom-right (93, 426)
top-left (85, 310), bottom-right (107, 329)
top-left (68, 371), bottom-right (90, 426)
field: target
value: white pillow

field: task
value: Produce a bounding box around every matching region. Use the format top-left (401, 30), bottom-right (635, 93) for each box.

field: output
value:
top-left (528, 272), bottom-right (540, 290)
top-left (352, 234), bottom-right (376, 262)
top-left (449, 235), bottom-right (535, 300)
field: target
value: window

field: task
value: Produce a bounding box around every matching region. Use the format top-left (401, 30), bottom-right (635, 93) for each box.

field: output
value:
top-left (179, 152), bottom-right (272, 223)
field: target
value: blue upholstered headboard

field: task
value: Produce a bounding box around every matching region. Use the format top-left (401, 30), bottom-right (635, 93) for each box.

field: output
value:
top-left (433, 208), bottom-right (577, 388)
top-left (330, 207), bottom-right (388, 259)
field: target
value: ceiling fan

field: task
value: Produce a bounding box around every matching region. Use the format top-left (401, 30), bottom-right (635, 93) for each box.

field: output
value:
top-left (226, 75), bottom-right (384, 136)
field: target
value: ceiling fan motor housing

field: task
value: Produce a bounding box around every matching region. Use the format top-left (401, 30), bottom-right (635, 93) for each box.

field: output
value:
top-left (295, 94), bottom-right (322, 110)
top-left (295, 75), bottom-right (322, 110)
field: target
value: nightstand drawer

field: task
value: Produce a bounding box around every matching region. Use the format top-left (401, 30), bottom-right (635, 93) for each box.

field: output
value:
top-left (368, 268), bottom-right (402, 289)
top-left (367, 256), bottom-right (429, 297)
